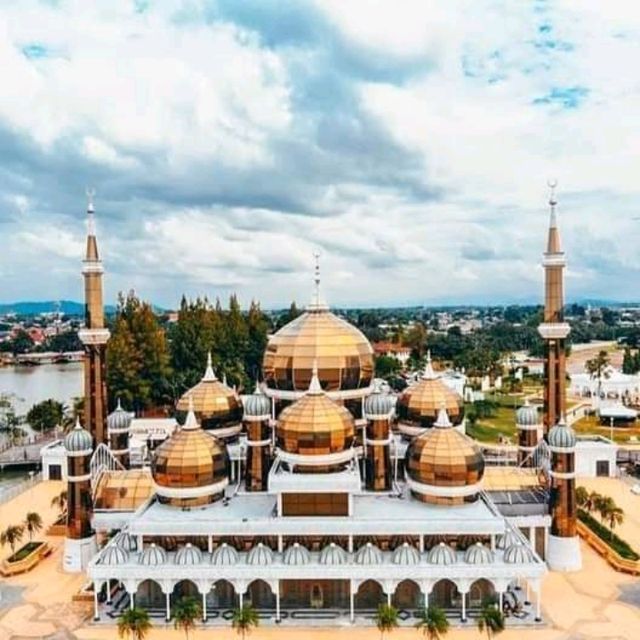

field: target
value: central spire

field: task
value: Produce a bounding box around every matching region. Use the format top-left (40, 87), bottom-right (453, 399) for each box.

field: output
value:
top-left (84, 187), bottom-right (100, 262)
top-left (421, 350), bottom-right (437, 380)
top-left (546, 179), bottom-right (562, 255)
top-left (307, 251), bottom-right (329, 311)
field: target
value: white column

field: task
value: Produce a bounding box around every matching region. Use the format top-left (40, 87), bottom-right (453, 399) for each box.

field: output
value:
top-left (529, 527), bottom-right (535, 548)
top-left (535, 585), bottom-right (542, 621)
top-left (461, 592), bottom-right (466, 622)
top-left (350, 581), bottom-right (355, 623)
top-left (202, 592), bottom-right (207, 622)
top-left (348, 535), bottom-right (353, 553)
top-left (544, 526), bottom-right (549, 560)
top-left (239, 591), bottom-right (244, 609)
top-left (208, 536), bottom-right (213, 554)
top-left (499, 591), bottom-right (503, 612)
top-left (138, 535), bottom-right (143, 550)
top-left (490, 534), bottom-right (495, 552)
top-left (387, 591), bottom-right (391, 606)
top-left (276, 581), bottom-right (281, 622)
top-left (424, 590), bottom-right (429, 609)
top-left (165, 592), bottom-right (170, 621)
top-left (278, 535), bottom-right (283, 553)
top-left (93, 582), bottom-right (100, 620)
top-left (231, 459), bottom-right (235, 482)
top-left (106, 580), bottom-right (111, 604)
top-left (129, 592), bottom-right (135, 610)
top-left (418, 535), bottom-right (424, 553)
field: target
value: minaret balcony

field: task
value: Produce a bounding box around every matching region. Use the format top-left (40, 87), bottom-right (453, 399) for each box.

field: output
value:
top-left (542, 253), bottom-right (566, 267)
top-left (79, 328), bottom-right (111, 345)
top-left (537, 322), bottom-right (570, 340)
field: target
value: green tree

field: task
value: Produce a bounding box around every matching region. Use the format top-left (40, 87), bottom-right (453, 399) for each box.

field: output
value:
top-left (575, 486), bottom-right (589, 509)
top-left (476, 598), bottom-right (505, 640)
top-left (172, 595), bottom-right (201, 640)
top-left (107, 291), bottom-right (172, 411)
top-left (11, 329), bottom-right (34, 354)
top-left (46, 330), bottom-right (82, 353)
top-left (246, 300), bottom-right (270, 383)
top-left (595, 495), bottom-right (615, 528)
top-left (26, 399), bottom-right (64, 432)
top-left (585, 350), bottom-right (610, 402)
top-left (24, 512), bottom-right (43, 541)
top-left (117, 607), bottom-right (152, 640)
top-left (415, 605), bottom-right (450, 639)
top-left (374, 603), bottom-right (399, 640)
top-left (584, 490), bottom-right (601, 514)
top-left (0, 524), bottom-right (25, 554)
top-left (231, 603), bottom-right (260, 639)
top-left (375, 355), bottom-right (402, 379)
top-left (276, 301), bottom-right (301, 329)
top-left (405, 322), bottom-right (428, 358)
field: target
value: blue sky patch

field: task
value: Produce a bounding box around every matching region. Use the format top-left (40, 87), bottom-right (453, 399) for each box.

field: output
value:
top-left (21, 43), bottom-right (49, 59)
top-left (533, 86), bottom-right (589, 108)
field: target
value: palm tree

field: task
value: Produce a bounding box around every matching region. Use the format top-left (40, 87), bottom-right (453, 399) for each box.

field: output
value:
top-left (585, 350), bottom-right (610, 407)
top-left (595, 495), bottom-right (615, 528)
top-left (374, 603), bottom-right (399, 640)
top-left (603, 502), bottom-right (624, 540)
top-left (585, 490), bottom-right (601, 514)
top-left (24, 512), bottom-right (43, 541)
top-left (172, 595), bottom-right (201, 640)
top-left (231, 604), bottom-right (260, 639)
top-left (50, 489), bottom-right (67, 518)
top-left (0, 524), bottom-right (25, 554)
top-left (415, 605), bottom-right (450, 639)
top-left (117, 607), bottom-right (152, 640)
top-left (477, 598), bottom-right (505, 640)
top-left (575, 486), bottom-right (588, 509)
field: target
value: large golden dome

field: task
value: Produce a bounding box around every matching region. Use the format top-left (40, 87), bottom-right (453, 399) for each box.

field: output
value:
top-left (152, 402), bottom-right (229, 507)
top-left (276, 368), bottom-right (355, 456)
top-left (263, 308), bottom-right (373, 393)
top-left (397, 354), bottom-right (464, 429)
top-left (405, 407), bottom-right (484, 506)
top-left (176, 353), bottom-right (242, 429)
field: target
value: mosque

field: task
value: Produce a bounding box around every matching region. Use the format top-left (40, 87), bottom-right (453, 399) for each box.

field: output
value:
top-left (58, 188), bottom-right (580, 626)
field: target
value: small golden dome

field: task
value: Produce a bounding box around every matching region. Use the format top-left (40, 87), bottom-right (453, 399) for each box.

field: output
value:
top-left (176, 353), bottom-right (242, 429)
top-left (276, 365), bottom-right (355, 456)
top-left (152, 400), bottom-right (229, 507)
top-left (397, 353), bottom-right (464, 428)
top-left (405, 407), bottom-right (484, 506)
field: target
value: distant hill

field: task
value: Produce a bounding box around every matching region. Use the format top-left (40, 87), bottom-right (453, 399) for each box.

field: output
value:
top-left (0, 300), bottom-right (116, 316)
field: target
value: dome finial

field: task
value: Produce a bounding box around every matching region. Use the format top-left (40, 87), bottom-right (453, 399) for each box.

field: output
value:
top-left (434, 403), bottom-right (452, 428)
top-left (203, 352), bottom-right (217, 382)
top-left (74, 415), bottom-right (83, 430)
top-left (86, 187), bottom-right (96, 234)
top-left (116, 396), bottom-right (122, 411)
top-left (422, 349), bottom-right (436, 380)
top-left (308, 359), bottom-right (323, 394)
top-left (307, 251), bottom-right (328, 311)
top-left (183, 395), bottom-right (198, 430)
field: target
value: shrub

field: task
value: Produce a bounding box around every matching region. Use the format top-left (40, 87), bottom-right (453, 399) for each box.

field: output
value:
top-left (577, 509), bottom-right (639, 560)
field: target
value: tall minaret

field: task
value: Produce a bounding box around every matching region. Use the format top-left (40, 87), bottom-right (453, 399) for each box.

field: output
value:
top-left (538, 181), bottom-right (570, 436)
top-left (78, 191), bottom-right (110, 445)
top-left (537, 182), bottom-right (581, 571)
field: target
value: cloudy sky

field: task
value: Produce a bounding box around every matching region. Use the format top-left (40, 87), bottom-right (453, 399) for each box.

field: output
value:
top-left (1, 1), bottom-right (639, 309)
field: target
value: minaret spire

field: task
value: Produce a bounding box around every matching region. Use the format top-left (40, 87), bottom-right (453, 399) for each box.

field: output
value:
top-left (78, 190), bottom-right (110, 446)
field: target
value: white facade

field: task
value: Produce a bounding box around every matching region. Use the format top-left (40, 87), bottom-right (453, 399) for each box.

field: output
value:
top-left (575, 436), bottom-right (618, 478)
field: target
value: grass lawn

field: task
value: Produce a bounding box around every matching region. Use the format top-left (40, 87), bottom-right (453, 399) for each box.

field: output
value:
top-left (466, 405), bottom-right (518, 443)
top-left (573, 414), bottom-right (640, 444)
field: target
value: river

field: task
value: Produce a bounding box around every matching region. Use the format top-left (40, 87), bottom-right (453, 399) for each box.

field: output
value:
top-left (0, 362), bottom-right (83, 492)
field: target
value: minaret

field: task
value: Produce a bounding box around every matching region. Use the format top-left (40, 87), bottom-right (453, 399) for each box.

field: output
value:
top-left (78, 191), bottom-right (110, 446)
top-left (363, 381), bottom-right (393, 491)
top-left (538, 181), bottom-right (570, 436)
top-left (63, 418), bottom-right (97, 572)
top-left (242, 379), bottom-right (272, 492)
top-left (106, 398), bottom-right (132, 468)
top-left (538, 182), bottom-right (581, 571)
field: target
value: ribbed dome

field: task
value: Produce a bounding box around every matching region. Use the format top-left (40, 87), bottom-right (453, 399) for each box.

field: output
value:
top-left (397, 353), bottom-right (464, 428)
top-left (107, 398), bottom-right (132, 433)
top-left (246, 543), bottom-right (274, 566)
top-left (392, 543), bottom-right (421, 565)
top-left (243, 386), bottom-right (271, 419)
top-left (175, 543), bottom-right (203, 565)
top-left (496, 530), bottom-right (519, 550)
top-left (464, 543), bottom-right (493, 565)
top-left (354, 543), bottom-right (383, 565)
top-left (176, 353), bottom-right (242, 428)
top-left (548, 420), bottom-right (576, 449)
top-left (364, 385), bottom-right (394, 419)
top-left (152, 402), bottom-right (229, 508)
top-left (114, 531), bottom-right (137, 552)
top-left (504, 543), bottom-right (535, 564)
top-left (64, 418), bottom-right (93, 453)
top-left (319, 543), bottom-right (348, 565)
top-left (276, 366), bottom-right (355, 457)
top-left (516, 400), bottom-right (539, 427)
top-left (211, 543), bottom-right (239, 566)
top-left (101, 544), bottom-right (129, 565)
top-left (427, 542), bottom-right (456, 565)
top-left (263, 308), bottom-right (373, 393)
top-left (283, 543), bottom-right (311, 565)
top-left (139, 544), bottom-right (167, 566)
top-left (405, 407), bottom-right (484, 505)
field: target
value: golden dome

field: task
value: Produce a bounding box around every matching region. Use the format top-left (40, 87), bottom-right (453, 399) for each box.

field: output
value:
top-left (152, 401), bottom-right (229, 507)
top-left (176, 353), bottom-right (242, 429)
top-left (93, 469), bottom-right (154, 511)
top-left (397, 354), bottom-right (464, 428)
top-left (405, 407), bottom-right (484, 506)
top-left (263, 265), bottom-right (374, 397)
top-left (276, 366), bottom-right (355, 457)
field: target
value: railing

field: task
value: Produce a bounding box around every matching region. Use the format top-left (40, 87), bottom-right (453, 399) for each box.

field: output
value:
top-left (0, 472), bottom-right (42, 506)
top-left (577, 520), bottom-right (640, 575)
top-left (0, 541), bottom-right (52, 576)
